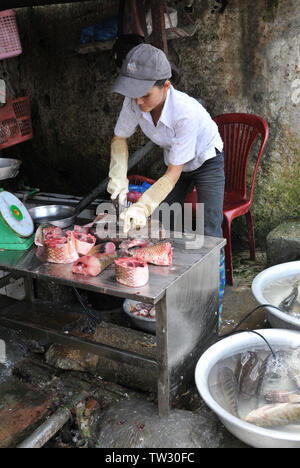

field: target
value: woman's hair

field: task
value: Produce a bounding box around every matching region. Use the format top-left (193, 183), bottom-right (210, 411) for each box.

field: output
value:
top-left (155, 64), bottom-right (181, 88)
top-left (113, 34), bottom-right (145, 69)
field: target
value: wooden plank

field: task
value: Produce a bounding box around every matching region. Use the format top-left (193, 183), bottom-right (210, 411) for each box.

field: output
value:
top-left (150, 0), bottom-right (168, 54)
top-left (76, 39), bottom-right (115, 54)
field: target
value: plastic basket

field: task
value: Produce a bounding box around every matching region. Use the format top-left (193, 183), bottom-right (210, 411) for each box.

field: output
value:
top-left (128, 174), bottom-right (198, 219)
top-left (0, 10), bottom-right (22, 60)
top-left (127, 174), bottom-right (155, 203)
top-left (128, 174), bottom-right (156, 185)
top-left (0, 96), bottom-right (33, 149)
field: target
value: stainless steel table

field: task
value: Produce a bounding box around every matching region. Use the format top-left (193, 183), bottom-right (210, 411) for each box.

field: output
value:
top-left (0, 236), bottom-right (225, 416)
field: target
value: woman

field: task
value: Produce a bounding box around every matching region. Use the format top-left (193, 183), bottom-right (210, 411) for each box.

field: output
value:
top-left (108, 43), bottom-right (226, 326)
top-left (108, 43), bottom-right (225, 241)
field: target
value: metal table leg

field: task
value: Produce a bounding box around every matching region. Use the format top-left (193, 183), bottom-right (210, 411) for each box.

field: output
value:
top-left (24, 275), bottom-right (35, 302)
top-left (155, 248), bottom-right (221, 417)
top-left (155, 295), bottom-right (170, 417)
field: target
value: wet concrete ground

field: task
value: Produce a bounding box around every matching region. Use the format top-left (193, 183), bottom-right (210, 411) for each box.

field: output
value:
top-left (0, 249), bottom-right (268, 448)
top-left (220, 249), bottom-right (268, 334)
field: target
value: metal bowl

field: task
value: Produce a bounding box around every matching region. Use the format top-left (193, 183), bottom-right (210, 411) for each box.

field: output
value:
top-left (252, 261), bottom-right (300, 330)
top-left (123, 299), bottom-right (156, 335)
top-left (29, 204), bottom-right (76, 228)
top-left (195, 329), bottom-right (300, 448)
top-left (0, 158), bottom-right (21, 180)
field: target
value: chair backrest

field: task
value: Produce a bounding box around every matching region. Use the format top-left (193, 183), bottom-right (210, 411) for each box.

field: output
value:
top-left (213, 113), bottom-right (269, 202)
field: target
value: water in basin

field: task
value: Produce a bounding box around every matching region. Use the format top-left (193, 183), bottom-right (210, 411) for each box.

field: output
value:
top-left (209, 344), bottom-right (300, 434)
top-left (263, 276), bottom-right (300, 318)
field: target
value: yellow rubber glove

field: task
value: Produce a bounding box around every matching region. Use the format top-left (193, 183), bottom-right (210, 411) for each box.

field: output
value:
top-left (120, 174), bottom-right (175, 233)
top-left (107, 136), bottom-right (129, 206)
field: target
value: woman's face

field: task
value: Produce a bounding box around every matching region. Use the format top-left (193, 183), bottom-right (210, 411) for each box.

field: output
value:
top-left (135, 81), bottom-right (171, 113)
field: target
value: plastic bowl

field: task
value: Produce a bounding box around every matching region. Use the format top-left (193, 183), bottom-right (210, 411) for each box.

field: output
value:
top-left (195, 328), bottom-right (300, 448)
top-left (252, 261), bottom-right (300, 330)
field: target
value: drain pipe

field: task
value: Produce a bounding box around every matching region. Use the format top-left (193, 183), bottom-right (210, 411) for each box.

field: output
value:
top-left (17, 406), bottom-right (72, 448)
top-left (17, 393), bottom-right (88, 449)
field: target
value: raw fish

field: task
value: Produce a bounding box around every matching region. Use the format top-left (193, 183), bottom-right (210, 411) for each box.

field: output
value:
top-left (72, 252), bottom-right (116, 277)
top-left (130, 242), bottom-right (173, 266)
top-left (115, 257), bottom-right (149, 287)
top-left (245, 402), bottom-right (300, 428)
top-left (218, 367), bottom-right (240, 417)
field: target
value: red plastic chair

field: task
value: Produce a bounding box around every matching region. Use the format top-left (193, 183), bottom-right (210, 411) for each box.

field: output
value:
top-left (213, 113), bottom-right (269, 285)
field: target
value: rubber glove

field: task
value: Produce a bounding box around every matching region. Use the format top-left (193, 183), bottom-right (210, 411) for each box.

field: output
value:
top-left (107, 135), bottom-right (129, 206)
top-left (120, 174), bottom-right (175, 233)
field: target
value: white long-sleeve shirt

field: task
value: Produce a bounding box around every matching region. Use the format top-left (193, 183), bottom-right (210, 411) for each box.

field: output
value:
top-left (114, 85), bottom-right (223, 172)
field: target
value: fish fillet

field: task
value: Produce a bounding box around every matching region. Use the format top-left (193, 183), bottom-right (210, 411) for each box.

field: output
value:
top-left (130, 242), bottom-right (173, 266)
top-left (67, 230), bottom-right (96, 256)
top-left (72, 252), bottom-right (116, 277)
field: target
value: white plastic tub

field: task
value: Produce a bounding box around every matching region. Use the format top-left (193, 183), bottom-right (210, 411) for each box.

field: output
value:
top-left (195, 329), bottom-right (300, 448)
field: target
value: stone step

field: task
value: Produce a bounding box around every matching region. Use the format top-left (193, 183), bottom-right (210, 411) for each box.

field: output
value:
top-left (266, 219), bottom-right (300, 266)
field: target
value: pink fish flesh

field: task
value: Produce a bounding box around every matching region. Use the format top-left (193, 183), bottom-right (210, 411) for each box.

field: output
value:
top-left (72, 252), bottom-right (116, 276)
top-left (44, 231), bottom-right (79, 264)
top-left (115, 257), bottom-right (149, 287)
top-left (66, 230), bottom-right (96, 255)
top-left (129, 302), bottom-right (156, 319)
top-left (73, 225), bottom-right (90, 235)
top-left (101, 242), bottom-right (116, 254)
top-left (119, 238), bottom-right (152, 251)
top-left (131, 242), bottom-right (173, 266)
top-left (73, 214), bottom-right (107, 234)
top-left (34, 225), bottom-right (63, 247)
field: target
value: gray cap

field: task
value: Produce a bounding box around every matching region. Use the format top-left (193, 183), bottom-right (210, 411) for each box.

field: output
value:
top-left (112, 44), bottom-right (172, 99)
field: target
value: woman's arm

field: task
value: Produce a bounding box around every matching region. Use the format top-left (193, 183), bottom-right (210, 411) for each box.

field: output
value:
top-left (120, 163), bottom-right (184, 233)
top-left (165, 162), bottom-right (185, 186)
top-left (107, 135), bottom-right (129, 206)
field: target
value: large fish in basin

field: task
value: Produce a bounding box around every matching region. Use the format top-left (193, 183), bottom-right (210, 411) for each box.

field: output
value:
top-left (218, 367), bottom-right (240, 418)
top-left (279, 281), bottom-right (299, 314)
top-left (245, 402), bottom-right (300, 428)
top-left (234, 351), bottom-right (262, 399)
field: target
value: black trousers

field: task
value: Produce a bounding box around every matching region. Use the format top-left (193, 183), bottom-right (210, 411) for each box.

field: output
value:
top-left (163, 150), bottom-right (225, 238)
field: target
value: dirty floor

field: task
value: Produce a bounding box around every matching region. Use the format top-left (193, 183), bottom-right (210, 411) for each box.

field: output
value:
top-left (0, 249), bottom-right (269, 448)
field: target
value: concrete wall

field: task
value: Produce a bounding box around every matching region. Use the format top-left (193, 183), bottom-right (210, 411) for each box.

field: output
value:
top-left (0, 0), bottom-right (299, 243)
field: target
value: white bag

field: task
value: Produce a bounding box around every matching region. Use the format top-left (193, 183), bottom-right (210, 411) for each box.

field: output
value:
top-left (146, 8), bottom-right (178, 36)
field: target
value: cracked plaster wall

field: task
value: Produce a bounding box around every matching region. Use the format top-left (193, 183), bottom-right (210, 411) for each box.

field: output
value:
top-left (0, 0), bottom-right (299, 242)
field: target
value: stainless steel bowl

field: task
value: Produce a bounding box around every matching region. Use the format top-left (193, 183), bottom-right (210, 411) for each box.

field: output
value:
top-left (252, 261), bottom-right (300, 330)
top-left (195, 329), bottom-right (300, 448)
top-left (29, 204), bottom-right (76, 228)
top-left (0, 158), bottom-right (22, 180)
top-left (123, 299), bottom-right (156, 334)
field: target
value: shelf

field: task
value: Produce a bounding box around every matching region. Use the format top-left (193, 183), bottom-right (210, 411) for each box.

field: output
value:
top-left (166, 24), bottom-right (198, 40)
top-left (76, 24), bottom-right (198, 55)
top-left (76, 39), bottom-right (116, 54)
